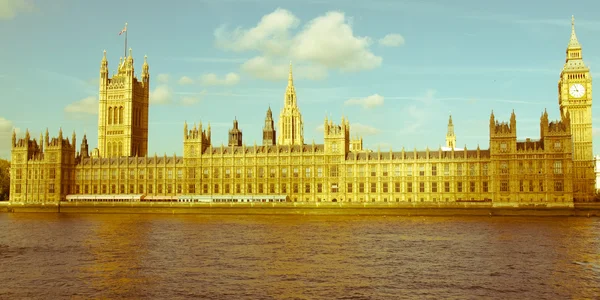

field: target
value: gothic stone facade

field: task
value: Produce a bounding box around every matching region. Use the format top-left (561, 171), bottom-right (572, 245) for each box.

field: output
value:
top-left (8, 18), bottom-right (594, 204)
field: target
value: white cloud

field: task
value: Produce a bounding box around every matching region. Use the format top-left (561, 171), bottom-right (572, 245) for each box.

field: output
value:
top-left (594, 128), bottom-right (600, 137)
top-left (351, 123), bottom-right (381, 136)
top-left (180, 91), bottom-right (206, 106)
top-left (181, 96), bottom-right (200, 106)
top-left (241, 57), bottom-right (327, 81)
top-left (398, 89), bottom-right (438, 134)
top-left (0, 0), bottom-right (35, 20)
top-left (215, 9), bottom-right (383, 80)
top-left (150, 85), bottom-right (172, 104)
top-left (379, 33), bottom-right (405, 47)
top-left (344, 94), bottom-right (384, 109)
top-left (156, 74), bottom-right (170, 84)
top-left (199, 72), bottom-right (240, 86)
top-left (0, 117), bottom-right (19, 159)
top-left (178, 76), bottom-right (194, 85)
top-left (64, 96), bottom-right (98, 115)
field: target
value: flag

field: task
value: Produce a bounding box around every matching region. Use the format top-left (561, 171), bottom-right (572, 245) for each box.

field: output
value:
top-left (119, 24), bottom-right (127, 35)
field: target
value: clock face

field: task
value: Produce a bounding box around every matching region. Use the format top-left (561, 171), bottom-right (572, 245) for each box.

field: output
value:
top-left (569, 83), bottom-right (586, 98)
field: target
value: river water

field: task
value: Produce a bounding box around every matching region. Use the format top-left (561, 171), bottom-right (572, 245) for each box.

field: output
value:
top-left (0, 214), bottom-right (598, 299)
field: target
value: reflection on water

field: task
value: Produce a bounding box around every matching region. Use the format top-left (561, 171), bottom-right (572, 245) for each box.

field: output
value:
top-left (0, 214), bottom-right (598, 299)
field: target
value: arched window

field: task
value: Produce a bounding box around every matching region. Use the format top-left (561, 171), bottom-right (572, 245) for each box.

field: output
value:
top-left (113, 143), bottom-right (118, 157)
top-left (119, 106), bottom-right (124, 124)
top-left (108, 107), bottom-right (113, 125)
top-left (113, 107), bottom-right (118, 125)
top-left (118, 141), bottom-right (123, 157)
top-left (107, 142), bottom-right (112, 157)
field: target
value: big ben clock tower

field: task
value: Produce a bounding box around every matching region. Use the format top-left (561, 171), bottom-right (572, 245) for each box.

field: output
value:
top-left (558, 16), bottom-right (594, 202)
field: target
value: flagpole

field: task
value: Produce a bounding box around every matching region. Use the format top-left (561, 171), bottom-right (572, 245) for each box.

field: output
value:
top-left (124, 22), bottom-right (128, 58)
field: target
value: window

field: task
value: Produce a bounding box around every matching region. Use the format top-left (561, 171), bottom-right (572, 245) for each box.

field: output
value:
top-left (407, 182), bottom-right (413, 193)
top-left (359, 166), bottom-right (365, 177)
top-left (529, 180), bottom-right (534, 192)
top-left (443, 164), bottom-right (450, 176)
top-left (482, 163), bottom-right (489, 176)
top-left (269, 184), bottom-right (275, 194)
top-left (225, 184), bottom-right (231, 194)
top-left (419, 182), bottom-right (425, 193)
top-left (293, 168), bottom-right (299, 178)
top-left (317, 183), bottom-right (322, 193)
top-left (330, 166), bottom-right (338, 177)
top-left (554, 161), bottom-right (563, 174)
top-left (347, 183), bottom-right (353, 193)
top-left (456, 164), bottom-right (463, 176)
top-left (431, 165), bottom-right (437, 176)
top-left (235, 184), bottom-right (241, 194)
top-left (177, 184), bottom-right (182, 194)
top-left (214, 184), bottom-right (219, 193)
top-left (177, 169), bottom-right (183, 179)
top-left (282, 168), bottom-right (288, 178)
top-left (120, 184), bottom-right (125, 194)
top-left (370, 183), bottom-right (377, 193)
top-left (213, 168), bottom-right (219, 179)
top-left (129, 184), bottom-right (134, 194)
top-left (258, 167), bottom-right (265, 178)
top-left (383, 182), bottom-right (388, 193)
top-left (555, 180), bottom-right (564, 192)
top-left (394, 182), bottom-right (401, 193)
top-left (457, 182), bottom-right (463, 193)
top-left (148, 184), bottom-right (153, 194)
top-left (394, 165), bottom-right (401, 177)
top-left (203, 169), bottom-right (209, 179)
top-left (470, 182), bottom-right (475, 193)
top-left (247, 168), bottom-right (253, 178)
top-left (419, 165), bottom-right (425, 176)
top-left (270, 168), bottom-right (276, 178)
top-left (247, 184), bottom-right (253, 194)
top-left (305, 183), bottom-right (311, 193)
top-left (158, 184), bottom-right (164, 194)
top-left (359, 183), bottom-right (365, 193)
top-left (483, 181), bottom-right (488, 193)
top-left (293, 183), bottom-right (298, 193)
top-left (331, 142), bottom-right (338, 153)
top-left (347, 166), bottom-right (353, 177)
top-left (259, 183), bottom-right (264, 194)
top-left (371, 167), bottom-right (376, 177)
top-left (382, 165), bottom-right (389, 177)
top-left (432, 182), bottom-right (438, 193)
top-left (500, 142), bottom-right (507, 152)
top-left (202, 184), bottom-right (208, 194)
top-left (225, 168), bottom-right (231, 178)
top-left (500, 181), bottom-right (509, 192)
top-left (500, 162), bottom-right (509, 174)
top-left (317, 168), bottom-right (323, 178)
top-left (444, 182), bottom-right (450, 192)
top-left (139, 185), bottom-right (144, 194)
top-left (111, 185), bottom-right (116, 194)
top-left (331, 183), bottom-right (338, 193)
top-left (236, 168), bottom-right (241, 178)
top-left (470, 164), bottom-right (477, 176)
top-left (539, 180), bottom-right (544, 192)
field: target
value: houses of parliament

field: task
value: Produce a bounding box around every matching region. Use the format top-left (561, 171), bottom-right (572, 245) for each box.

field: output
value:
top-left (8, 17), bottom-right (596, 204)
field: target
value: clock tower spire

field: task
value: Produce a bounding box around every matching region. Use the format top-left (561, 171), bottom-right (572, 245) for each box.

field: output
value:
top-left (558, 15), bottom-right (594, 201)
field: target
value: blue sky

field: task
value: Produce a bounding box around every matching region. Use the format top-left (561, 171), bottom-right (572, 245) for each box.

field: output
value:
top-left (1, 0), bottom-right (600, 159)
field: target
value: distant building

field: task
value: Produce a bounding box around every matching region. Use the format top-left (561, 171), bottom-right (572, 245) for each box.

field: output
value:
top-left (8, 17), bottom-right (596, 204)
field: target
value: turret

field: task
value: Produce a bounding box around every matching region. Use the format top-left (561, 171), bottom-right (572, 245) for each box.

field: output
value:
top-left (262, 106), bottom-right (276, 146)
top-left (142, 55), bottom-right (149, 84)
top-left (228, 117), bottom-right (243, 147)
top-left (446, 113), bottom-right (456, 149)
top-left (80, 134), bottom-right (89, 158)
top-left (11, 129), bottom-right (16, 148)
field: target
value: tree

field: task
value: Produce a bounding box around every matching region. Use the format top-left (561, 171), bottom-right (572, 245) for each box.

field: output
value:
top-left (0, 159), bottom-right (9, 201)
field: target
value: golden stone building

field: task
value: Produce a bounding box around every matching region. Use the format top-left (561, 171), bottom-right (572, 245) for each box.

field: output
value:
top-left (8, 17), bottom-right (595, 204)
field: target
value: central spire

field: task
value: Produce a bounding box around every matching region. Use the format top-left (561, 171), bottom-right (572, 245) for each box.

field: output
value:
top-left (568, 15), bottom-right (581, 49)
top-left (288, 61), bottom-right (293, 86)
